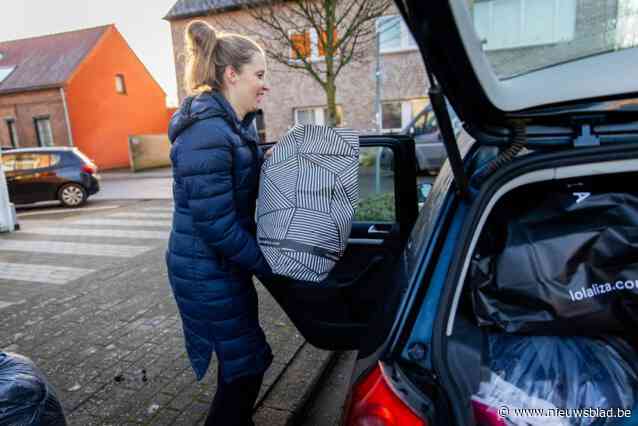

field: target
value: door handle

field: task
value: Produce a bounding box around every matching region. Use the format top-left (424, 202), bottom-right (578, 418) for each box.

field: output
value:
top-left (368, 224), bottom-right (391, 235)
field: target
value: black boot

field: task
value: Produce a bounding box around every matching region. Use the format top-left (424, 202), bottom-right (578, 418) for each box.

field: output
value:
top-left (204, 368), bottom-right (264, 426)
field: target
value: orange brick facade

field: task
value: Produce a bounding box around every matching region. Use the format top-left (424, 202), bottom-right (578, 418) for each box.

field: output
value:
top-left (65, 26), bottom-right (170, 169)
top-left (1, 25), bottom-right (172, 170)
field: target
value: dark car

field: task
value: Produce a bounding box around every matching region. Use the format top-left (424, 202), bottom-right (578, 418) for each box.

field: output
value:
top-left (258, 1), bottom-right (638, 425)
top-left (2, 147), bottom-right (99, 207)
top-left (404, 102), bottom-right (463, 175)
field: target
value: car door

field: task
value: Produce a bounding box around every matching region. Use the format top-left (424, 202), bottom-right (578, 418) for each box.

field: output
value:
top-left (5, 153), bottom-right (37, 204)
top-left (258, 134), bottom-right (419, 351)
top-left (2, 154), bottom-right (21, 203)
top-left (8, 153), bottom-right (56, 204)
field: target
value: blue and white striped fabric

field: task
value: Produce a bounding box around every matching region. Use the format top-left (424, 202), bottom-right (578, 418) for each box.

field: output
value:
top-left (256, 125), bottom-right (359, 283)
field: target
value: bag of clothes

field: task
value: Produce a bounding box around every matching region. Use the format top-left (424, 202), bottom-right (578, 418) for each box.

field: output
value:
top-left (472, 188), bottom-right (638, 335)
top-left (257, 124), bottom-right (359, 283)
top-left (0, 352), bottom-right (66, 425)
top-left (472, 334), bottom-right (638, 426)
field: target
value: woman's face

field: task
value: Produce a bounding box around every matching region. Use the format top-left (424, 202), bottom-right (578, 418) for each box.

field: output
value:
top-left (228, 53), bottom-right (268, 114)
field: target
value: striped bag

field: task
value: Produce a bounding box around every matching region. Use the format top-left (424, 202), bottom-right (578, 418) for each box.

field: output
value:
top-left (256, 125), bottom-right (359, 283)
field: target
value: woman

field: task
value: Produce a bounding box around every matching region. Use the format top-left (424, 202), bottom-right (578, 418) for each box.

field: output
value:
top-left (166, 20), bottom-right (273, 426)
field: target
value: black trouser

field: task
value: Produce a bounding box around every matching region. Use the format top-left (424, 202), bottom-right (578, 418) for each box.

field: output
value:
top-left (204, 367), bottom-right (265, 426)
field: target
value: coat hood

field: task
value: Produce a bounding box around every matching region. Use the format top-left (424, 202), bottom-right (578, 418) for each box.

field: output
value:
top-left (168, 91), bottom-right (259, 143)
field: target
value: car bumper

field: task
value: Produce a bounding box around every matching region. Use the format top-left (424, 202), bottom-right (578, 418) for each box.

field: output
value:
top-left (87, 175), bottom-right (100, 195)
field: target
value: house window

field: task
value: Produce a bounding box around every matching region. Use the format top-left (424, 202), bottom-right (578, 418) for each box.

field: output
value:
top-left (473, 0), bottom-right (577, 51)
top-left (381, 102), bottom-right (402, 130)
top-left (289, 29), bottom-right (338, 60)
top-left (381, 98), bottom-right (428, 131)
top-left (294, 106), bottom-right (343, 126)
top-left (34, 117), bottom-right (54, 147)
top-left (376, 15), bottom-right (417, 53)
top-left (115, 74), bottom-right (127, 94)
top-left (5, 118), bottom-right (18, 148)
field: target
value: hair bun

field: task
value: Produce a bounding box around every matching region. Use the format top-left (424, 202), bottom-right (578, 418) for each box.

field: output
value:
top-left (187, 20), bottom-right (217, 50)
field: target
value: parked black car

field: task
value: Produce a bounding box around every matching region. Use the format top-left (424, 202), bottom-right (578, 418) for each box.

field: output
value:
top-left (2, 147), bottom-right (99, 207)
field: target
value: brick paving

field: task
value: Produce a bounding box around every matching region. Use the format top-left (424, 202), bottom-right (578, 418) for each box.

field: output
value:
top-left (0, 200), bottom-right (333, 425)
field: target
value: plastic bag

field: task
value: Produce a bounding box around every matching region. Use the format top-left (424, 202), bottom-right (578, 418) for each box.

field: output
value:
top-left (472, 334), bottom-right (638, 426)
top-left (257, 124), bottom-right (359, 283)
top-left (0, 352), bottom-right (66, 426)
top-left (472, 190), bottom-right (638, 335)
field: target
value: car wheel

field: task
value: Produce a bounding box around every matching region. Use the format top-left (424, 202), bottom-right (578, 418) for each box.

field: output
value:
top-left (58, 183), bottom-right (87, 207)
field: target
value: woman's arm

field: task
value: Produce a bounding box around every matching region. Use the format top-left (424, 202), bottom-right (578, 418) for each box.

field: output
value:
top-left (175, 130), bottom-right (270, 275)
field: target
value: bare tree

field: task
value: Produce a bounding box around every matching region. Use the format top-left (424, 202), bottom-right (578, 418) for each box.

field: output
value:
top-left (239, 0), bottom-right (393, 126)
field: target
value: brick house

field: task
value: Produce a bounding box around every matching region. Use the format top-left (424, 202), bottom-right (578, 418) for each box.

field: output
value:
top-left (164, 0), bottom-right (633, 143)
top-left (0, 25), bottom-right (172, 169)
top-left (164, 0), bottom-right (430, 142)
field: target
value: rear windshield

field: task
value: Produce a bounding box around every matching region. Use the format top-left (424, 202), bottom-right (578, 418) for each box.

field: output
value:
top-left (469, 0), bottom-right (638, 79)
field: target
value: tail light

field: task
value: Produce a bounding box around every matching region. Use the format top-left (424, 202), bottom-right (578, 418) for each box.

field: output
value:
top-left (343, 363), bottom-right (427, 426)
top-left (82, 163), bottom-right (97, 174)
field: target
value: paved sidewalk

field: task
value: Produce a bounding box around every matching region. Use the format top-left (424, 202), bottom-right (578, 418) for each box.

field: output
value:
top-left (99, 167), bottom-right (173, 181)
top-left (0, 200), bottom-right (333, 425)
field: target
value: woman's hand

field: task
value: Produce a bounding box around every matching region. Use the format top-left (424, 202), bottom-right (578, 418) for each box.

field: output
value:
top-left (264, 147), bottom-right (274, 159)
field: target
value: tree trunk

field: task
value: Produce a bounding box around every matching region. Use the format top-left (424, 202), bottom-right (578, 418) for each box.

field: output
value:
top-left (324, 0), bottom-right (338, 128)
top-left (325, 78), bottom-right (338, 127)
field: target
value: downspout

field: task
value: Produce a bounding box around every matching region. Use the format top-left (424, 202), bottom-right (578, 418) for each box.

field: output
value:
top-left (60, 87), bottom-right (74, 146)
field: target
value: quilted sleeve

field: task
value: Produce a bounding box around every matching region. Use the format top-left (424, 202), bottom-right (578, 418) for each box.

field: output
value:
top-left (174, 131), bottom-right (271, 275)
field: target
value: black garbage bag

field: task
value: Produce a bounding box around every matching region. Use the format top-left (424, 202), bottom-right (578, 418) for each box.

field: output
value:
top-left (0, 352), bottom-right (66, 426)
top-left (471, 189), bottom-right (638, 335)
top-left (472, 334), bottom-right (638, 426)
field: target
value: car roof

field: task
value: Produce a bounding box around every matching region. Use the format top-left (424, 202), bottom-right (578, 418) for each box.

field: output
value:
top-left (3, 147), bottom-right (77, 154)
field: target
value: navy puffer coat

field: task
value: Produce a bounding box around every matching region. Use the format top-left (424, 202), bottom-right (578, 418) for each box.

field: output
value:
top-left (166, 91), bottom-right (273, 382)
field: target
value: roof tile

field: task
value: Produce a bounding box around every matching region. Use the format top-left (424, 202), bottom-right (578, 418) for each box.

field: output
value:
top-left (164, 0), bottom-right (265, 20)
top-left (0, 26), bottom-right (110, 94)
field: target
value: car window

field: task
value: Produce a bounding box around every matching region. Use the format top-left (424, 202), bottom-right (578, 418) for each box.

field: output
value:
top-left (354, 146), bottom-right (396, 222)
top-left (11, 153), bottom-right (53, 170)
top-left (50, 154), bottom-right (61, 167)
top-left (1, 154), bottom-right (16, 172)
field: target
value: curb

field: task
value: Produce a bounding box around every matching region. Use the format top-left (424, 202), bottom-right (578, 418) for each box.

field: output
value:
top-left (254, 343), bottom-right (337, 425)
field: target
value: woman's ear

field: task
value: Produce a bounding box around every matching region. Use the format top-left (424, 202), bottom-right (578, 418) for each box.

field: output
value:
top-left (225, 66), bottom-right (238, 85)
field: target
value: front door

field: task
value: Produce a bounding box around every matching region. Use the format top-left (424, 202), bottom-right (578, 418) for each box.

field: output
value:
top-left (258, 135), bottom-right (419, 352)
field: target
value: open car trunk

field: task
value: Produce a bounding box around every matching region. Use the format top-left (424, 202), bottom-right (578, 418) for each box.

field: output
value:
top-left (443, 167), bottom-right (638, 425)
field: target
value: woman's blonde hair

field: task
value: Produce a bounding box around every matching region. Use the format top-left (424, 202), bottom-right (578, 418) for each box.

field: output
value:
top-left (184, 20), bottom-right (264, 95)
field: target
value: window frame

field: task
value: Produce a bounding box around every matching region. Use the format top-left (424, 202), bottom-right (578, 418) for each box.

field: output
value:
top-left (376, 15), bottom-right (418, 54)
top-left (4, 118), bottom-right (18, 148)
top-left (115, 74), bottom-right (127, 94)
top-left (288, 28), bottom-right (338, 62)
top-left (34, 116), bottom-right (54, 147)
